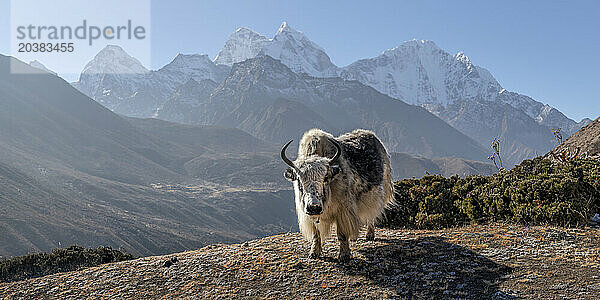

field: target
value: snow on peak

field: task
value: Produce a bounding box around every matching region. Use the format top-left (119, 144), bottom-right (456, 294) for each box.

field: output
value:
top-left (454, 52), bottom-right (470, 63)
top-left (261, 22), bottom-right (338, 77)
top-left (81, 45), bottom-right (148, 75)
top-left (276, 21), bottom-right (293, 35)
top-left (215, 22), bottom-right (337, 77)
top-left (341, 39), bottom-right (501, 106)
top-left (236, 27), bottom-right (256, 34)
top-left (214, 27), bottom-right (268, 66)
top-left (159, 52), bottom-right (229, 85)
top-left (271, 21), bottom-right (324, 52)
top-left (382, 39), bottom-right (442, 57)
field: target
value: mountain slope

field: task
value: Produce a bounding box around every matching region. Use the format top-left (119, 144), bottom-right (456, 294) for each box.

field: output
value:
top-left (72, 26), bottom-right (588, 167)
top-left (28, 60), bottom-right (57, 75)
top-left (340, 40), bottom-right (590, 165)
top-left (340, 39), bottom-right (588, 134)
top-left (0, 55), bottom-right (497, 258)
top-left (72, 46), bottom-right (230, 117)
top-left (0, 55), bottom-right (297, 257)
top-left (158, 55), bottom-right (489, 161)
top-left (389, 153), bottom-right (496, 178)
top-left (156, 78), bottom-right (218, 124)
top-left (213, 25), bottom-right (589, 166)
top-left (547, 116), bottom-right (600, 160)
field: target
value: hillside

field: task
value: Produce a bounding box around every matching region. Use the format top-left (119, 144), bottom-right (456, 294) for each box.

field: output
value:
top-left (0, 55), bottom-right (297, 257)
top-left (0, 55), bottom-right (498, 258)
top-left (213, 24), bottom-right (588, 166)
top-left (389, 152), bottom-right (496, 178)
top-left (158, 55), bottom-right (490, 161)
top-left (72, 24), bottom-right (592, 166)
top-left (548, 116), bottom-right (600, 160)
top-left (2, 225), bottom-right (599, 298)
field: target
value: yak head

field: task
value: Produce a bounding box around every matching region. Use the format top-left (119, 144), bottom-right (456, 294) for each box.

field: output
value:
top-left (281, 138), bottom-right (341, 217)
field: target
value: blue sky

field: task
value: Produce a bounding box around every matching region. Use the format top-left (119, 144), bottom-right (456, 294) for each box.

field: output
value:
top-left (1, 0), bottom-right (598, 121)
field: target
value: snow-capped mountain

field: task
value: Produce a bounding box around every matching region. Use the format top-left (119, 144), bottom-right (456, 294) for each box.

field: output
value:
top-left (340, 41), bottom-right (501, 106)
top-left (260, 22), bottom-right (339, 77)
top-left (214, 27), bottom-right (269, 66)
top-left (72, 45), bottom-right (229, 115)
top-left (338, 39), bottom-right (590, 164)
top-left (72, 45), bottom-right (149, 109)
top-left (340, 39), bottom-right (589, 135)
top-left (214, 22), bottom-right (338, 78)
top-left (157, 54), bottom-right (228, 87)
top-left (71, 24), bottom-right (591, 166)
top-left (157, 55), bottom-right (489, 161)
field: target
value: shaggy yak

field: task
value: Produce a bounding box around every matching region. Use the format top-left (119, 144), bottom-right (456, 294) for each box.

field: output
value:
top-left (281, 129), bottom-right (394, 261)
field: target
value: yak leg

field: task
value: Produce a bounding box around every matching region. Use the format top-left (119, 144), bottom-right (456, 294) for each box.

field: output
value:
top-left (309, 227), bottom-right (322, 259)
top-left (366, 222), bottom-right (375, 241)
top-left (337, 230), bottom-right (351, 262)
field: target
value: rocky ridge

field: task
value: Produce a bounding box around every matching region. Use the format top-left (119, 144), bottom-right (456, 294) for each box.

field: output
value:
top-left (2, 225), bottom-right (599, 299)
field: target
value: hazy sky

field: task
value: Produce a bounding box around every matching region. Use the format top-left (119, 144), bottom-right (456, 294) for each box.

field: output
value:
top-left (1, 0), bottom-right (598, 121)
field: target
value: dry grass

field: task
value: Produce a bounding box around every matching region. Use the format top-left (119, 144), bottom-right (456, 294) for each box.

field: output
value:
top-left (1, 224), bottom-right (599, 299)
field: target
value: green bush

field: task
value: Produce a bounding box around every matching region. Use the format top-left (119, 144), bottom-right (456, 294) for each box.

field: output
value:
top-left (0, 245), bottom-right (133, 283)
top-left (381, 158), bottom-right (600, 229)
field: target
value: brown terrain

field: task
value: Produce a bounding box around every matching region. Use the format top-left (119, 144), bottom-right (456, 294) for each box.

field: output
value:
top-left (549, 117), bottom-right (600, 160)
top-left (1, 224), bottom-right (599, 299)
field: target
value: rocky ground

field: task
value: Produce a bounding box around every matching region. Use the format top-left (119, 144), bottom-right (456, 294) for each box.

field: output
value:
top-left (1, 224), bottom-right (599, 299)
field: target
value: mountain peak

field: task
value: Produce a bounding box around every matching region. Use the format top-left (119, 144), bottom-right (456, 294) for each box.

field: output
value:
top-left (262, 22), bottom-right (337, 77)
top-left (171, 53), bottom-right (211, 64)
top-left (235, 27), bottom-right (256, 34)
top-left (214, 22), bottom-right (337, 77)
top-left (158, 52), bottom-right (229, 84)
top-left (383, 39), bottom-right (442, 56)
top-left (273, 21), bottom-right (310, 44)
top-left (82, 44), bottom-right (148, 75)
top-left (213, 27), bottom-right (268, 66)
top-left (277, 21), bottom-right (292, 34)
top-left (100, 44), bottom-right (126, 52)
top-left (228, 55), bottom-right (296, 81)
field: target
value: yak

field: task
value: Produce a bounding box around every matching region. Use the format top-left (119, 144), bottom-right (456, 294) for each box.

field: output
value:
top-left (281, 128), bottom-right (394, 261)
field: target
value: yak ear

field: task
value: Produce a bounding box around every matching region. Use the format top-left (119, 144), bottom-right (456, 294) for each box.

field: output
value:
top-left (329, 164), bottom-right (340, 178)
top-left (284, 167), bottom-right (297, 181)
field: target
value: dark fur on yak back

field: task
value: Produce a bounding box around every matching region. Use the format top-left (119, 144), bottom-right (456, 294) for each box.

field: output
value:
top-left (338, 131), bottom-right (385, 190)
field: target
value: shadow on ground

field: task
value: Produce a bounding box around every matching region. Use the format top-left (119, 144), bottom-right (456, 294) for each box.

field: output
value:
top-left (338, 236), bottom-right (513, 298)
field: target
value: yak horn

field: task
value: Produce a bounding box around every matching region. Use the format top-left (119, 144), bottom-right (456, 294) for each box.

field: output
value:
top-left (328, 137), bottom-right (342, 162)
top-left (281, 140), bottom-right (300, 174)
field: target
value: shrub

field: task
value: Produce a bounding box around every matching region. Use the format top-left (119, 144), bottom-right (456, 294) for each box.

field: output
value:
top-left (380, 158), bottom-right (600, 229)
top-left (0, 245), bottom-right (133, 283)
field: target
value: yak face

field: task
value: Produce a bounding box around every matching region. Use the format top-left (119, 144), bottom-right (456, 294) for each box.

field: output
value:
top-left (281, 138), bottom-right (342, 217)
top-left (284, 158), bottom-right (340, 216)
